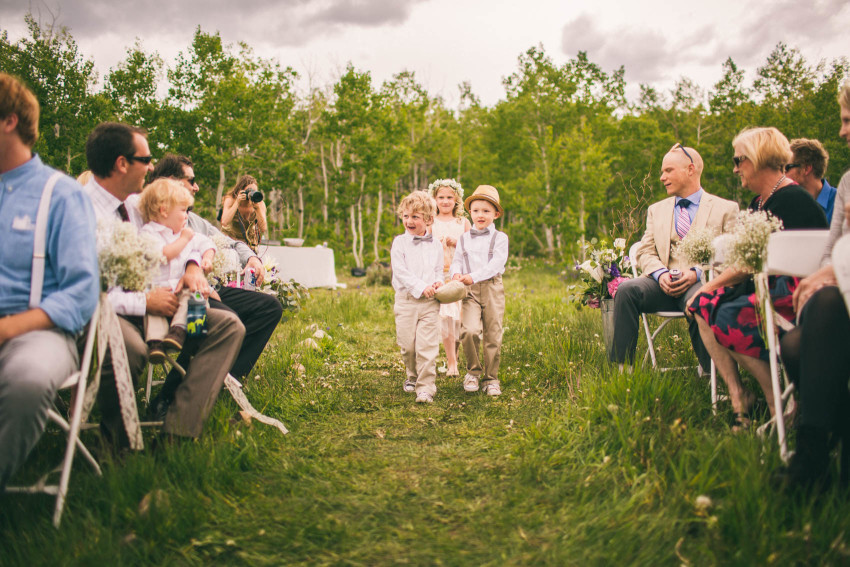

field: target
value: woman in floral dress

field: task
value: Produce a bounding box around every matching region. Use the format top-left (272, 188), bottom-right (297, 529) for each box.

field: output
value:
top-left (688, 127), bottom-right (827, 429)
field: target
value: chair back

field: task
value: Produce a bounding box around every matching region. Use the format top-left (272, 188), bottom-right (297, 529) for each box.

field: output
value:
top-left (628, 242), bottom-right (641, 278)
top-left (766, 230), bottom-right (830, 276)
top-left (711, 234), bottom-right (734, 266)
top-left (831, 233), bottom-right (850, 311)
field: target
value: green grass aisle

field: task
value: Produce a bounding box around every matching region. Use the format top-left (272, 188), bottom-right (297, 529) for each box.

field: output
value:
top-left (3, 262), bottom-right (850, 565)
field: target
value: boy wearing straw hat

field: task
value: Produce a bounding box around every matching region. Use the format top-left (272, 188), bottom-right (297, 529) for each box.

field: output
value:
top-left (450, 185), bottom-right (509, 396)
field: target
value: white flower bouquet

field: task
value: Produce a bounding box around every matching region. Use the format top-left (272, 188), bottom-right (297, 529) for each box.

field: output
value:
top-left (96, 219), bottom-right (162, 292)
top-left (676, 226), bottom-right (718, 267)
top-left (259, 256), bottom-right (310, 312)
top-left (568, 237), bottom-right (632, 307)
top-left (207, 234), bottom-right (242, 287)
top-left (725, 210), bottom-right (783, 273)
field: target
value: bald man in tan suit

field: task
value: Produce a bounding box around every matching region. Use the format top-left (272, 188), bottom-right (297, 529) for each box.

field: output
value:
top-left (610, 144), bottom-right (739, 371)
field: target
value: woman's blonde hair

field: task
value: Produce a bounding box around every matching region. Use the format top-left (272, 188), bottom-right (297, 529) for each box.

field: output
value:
top-left (138, 178), bottom-right (194, 223)
top-left (427, 178), bottom-right (465, 218)
top-left (732, 127), bottom-right (792, 172)
top-left (397, 190), bottom-right (436, 223)
top-left (839, 79), bottom-right (850, 110)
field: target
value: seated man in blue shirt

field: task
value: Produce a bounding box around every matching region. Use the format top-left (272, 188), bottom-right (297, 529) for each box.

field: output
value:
top-left (787, 138), bottom-right (837, 224)
top-left (0, 73), bottom-right (99, 489)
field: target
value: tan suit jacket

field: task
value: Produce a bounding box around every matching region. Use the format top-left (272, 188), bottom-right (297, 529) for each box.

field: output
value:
top-left (636, 191), bottom-right (739, 275)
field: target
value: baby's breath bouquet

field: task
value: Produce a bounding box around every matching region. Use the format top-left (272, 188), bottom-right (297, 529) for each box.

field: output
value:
top-left (207, 234), bottom-right (242, 287)
top-left (676, 226), bottom-right (718, 267)
top-left (568, 237), bottom-right (632, 307)
top-left (96, 219), bottom-right (162, 292)
top-left (725, 210), bottom-right (783, 273)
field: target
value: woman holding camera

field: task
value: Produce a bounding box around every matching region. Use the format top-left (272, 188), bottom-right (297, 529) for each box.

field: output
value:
top-left (221, 174), bottom-right (268, 252)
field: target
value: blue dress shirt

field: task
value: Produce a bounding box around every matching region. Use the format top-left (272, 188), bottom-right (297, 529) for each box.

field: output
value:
top-left (817, 178), bottom-right (837, 225)
top-left (0, 154), bottom-right (99, 333)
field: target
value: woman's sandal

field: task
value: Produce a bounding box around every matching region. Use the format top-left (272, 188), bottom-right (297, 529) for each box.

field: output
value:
top-left (731, 412), bottom-right (753, 433)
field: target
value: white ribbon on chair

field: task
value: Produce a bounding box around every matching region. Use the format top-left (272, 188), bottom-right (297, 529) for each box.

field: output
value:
top-left (87, 295), bottom-right (144, 450)
top-left (224, 374), bottom-right (288, 435)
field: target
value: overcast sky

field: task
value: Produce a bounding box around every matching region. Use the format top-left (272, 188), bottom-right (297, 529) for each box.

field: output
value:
top-left (2, 0), bottom-right (848, 106)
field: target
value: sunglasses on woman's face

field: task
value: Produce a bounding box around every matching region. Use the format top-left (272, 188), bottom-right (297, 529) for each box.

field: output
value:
top-left (732, 155), bottom-right (747, 167)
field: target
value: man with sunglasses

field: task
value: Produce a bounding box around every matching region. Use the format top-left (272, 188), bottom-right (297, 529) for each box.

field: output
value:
top-left (144, 154), bottom-right (282, 420)
top-left (83, 122), bottom-right (245, 447)
top-left (609, 144), bottom-right (739, 373)
top-left (786, 138), bottom-right (836, 223)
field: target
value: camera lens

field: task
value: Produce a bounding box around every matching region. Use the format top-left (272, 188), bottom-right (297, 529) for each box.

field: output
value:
top-left (248, 189), bottom-right (263, 203)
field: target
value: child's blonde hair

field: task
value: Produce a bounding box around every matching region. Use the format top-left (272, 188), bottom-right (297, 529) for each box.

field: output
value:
top-left (397, 190), bottom-right (436, 223)
top-left (427, 178), bottom-right (465, 218)
top-left (138, 178), bottom-right (194, 223)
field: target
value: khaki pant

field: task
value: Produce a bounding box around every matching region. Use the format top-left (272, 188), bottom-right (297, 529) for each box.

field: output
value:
top-left (145, 289), bottom-right (192, 342)
top-left (461, 275), bottom-right (505, 388)
top-left (394, 292), bottom-right (440, 395)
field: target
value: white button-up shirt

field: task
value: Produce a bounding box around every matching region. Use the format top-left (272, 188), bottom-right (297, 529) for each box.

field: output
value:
top-left (449, 223), bottom-right (509, 283)
top-left (84, 179), bottom-right (147, 316)
top-left (390, 232), bottom-right (443, 298)
top-left (140, 221), bottom-right (214, 291)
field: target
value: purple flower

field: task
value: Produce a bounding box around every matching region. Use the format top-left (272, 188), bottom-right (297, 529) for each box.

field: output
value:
top-left (609, 262), bottom-right (620, 278)
top-left (587, 297), bottom-right (600, 309)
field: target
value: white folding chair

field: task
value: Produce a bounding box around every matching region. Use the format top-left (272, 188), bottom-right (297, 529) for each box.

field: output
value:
top-left (629, 242), bottom-right (702, 373)
top-left (4, 302), bottom-right (103, 527)
top-left (758, 230), bottom-right (830, 462)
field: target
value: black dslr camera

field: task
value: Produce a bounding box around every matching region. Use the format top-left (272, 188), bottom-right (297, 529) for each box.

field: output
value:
top-left (244, 187), bottom-right (264, 203)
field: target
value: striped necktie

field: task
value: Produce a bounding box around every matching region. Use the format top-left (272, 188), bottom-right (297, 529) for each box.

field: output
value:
top-left (676, 199), bottom-right (692, 239)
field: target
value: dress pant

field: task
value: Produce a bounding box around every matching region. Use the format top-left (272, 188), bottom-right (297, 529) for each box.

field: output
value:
top-left (394, 292), bottom-right (440, 395)
top-left (0, 329), bottom-right (78, 489)
top-left (780, 286), bottom-right (850, 432)
top-left (99, 307), bottom-right (244, 440)
top-left (460, 276), bottom-right (505, 388)
top-left (157, 287), bottom-right (282, 405)
top-left (610, 276), bottom-right (710, 370)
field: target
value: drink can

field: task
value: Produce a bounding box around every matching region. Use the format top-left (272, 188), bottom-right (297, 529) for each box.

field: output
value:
top-left (187, 291), bottom-right (207, 337)
top-left (669, 269), bottom-right (682, 282)
top-left (244, 268), bottom-right (257, 291)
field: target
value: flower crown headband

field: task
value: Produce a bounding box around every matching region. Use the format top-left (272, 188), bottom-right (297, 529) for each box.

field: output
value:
top-left (427, 178), bottom-right (464, 200)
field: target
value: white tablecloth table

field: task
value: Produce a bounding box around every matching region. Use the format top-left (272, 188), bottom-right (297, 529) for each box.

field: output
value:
top-left (261, 245), bottom-right (338, 288)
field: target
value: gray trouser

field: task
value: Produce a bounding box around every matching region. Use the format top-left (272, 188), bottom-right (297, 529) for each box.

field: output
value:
top-left (0, 329), bottom-right (78, 489)
top-left (610, 276), bottom-right (710, 370)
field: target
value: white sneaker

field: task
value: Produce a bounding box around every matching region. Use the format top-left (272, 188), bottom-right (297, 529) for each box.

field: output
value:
top-left (463, 374), bottom-right (479, 392)
top-left (403, 379), bottom-right (416, 393)
top-left (415, 391), bottom-right (434, 403)
top-left (482, 383), bottom-right (501, 397)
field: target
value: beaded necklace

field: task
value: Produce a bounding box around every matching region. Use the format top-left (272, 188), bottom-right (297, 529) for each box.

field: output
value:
top-left (757, 174), bottom-right (786, 211)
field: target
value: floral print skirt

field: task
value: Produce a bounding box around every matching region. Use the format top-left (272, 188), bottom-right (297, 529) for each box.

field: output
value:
top-left (687, 276), bottom-right (798, 362)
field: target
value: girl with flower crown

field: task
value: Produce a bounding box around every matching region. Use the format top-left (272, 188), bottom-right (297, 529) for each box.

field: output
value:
top-left (428, 178), bottom-right (471, 376)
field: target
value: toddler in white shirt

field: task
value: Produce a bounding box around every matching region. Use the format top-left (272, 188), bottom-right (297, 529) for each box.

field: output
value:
top-left (449, 185), bottom-right (509, 397)
top-left (138, 179), bottom-right (215, 363)
top-left (390, 191), bottom-right (444, 403)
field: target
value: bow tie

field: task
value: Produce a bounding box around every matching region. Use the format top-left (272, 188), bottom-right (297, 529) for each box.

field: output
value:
top-left (677, 199), bottom-right (692, 208)
top-left (412, 234), bottom-right (433, 244)
top-left (470, 228), bottom-right (491, 238)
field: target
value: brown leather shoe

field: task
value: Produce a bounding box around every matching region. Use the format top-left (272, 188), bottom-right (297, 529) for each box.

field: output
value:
top-left (148, 340), bottom-right (168, 365)
top-left (161, 326), bottom-right (187, 352)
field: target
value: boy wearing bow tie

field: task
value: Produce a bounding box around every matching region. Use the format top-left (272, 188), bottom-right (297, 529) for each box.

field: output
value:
top-left (450, 185), bottom-right (509, 397)
top-left (391, 191), bottom-right (444, 403)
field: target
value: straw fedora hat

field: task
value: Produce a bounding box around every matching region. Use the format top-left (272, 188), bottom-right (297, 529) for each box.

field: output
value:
top-left (464, 185), bottom-right (503, 216)
top-left (434, 279), bottom-right (467, 304)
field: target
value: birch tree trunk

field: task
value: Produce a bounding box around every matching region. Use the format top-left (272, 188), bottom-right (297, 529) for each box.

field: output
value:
top-left (297, 184), bottom-right (305, 239)
top-left (215, 163), bottom-right (226, 221)
top-left (349, 205), bottom-right (361, 268)
top-left (373, 188), bottom-right (383, 261)
top-left (357, 174), bottom-right (366, 267)
top-left (320, 144), bottom-right (329, 224)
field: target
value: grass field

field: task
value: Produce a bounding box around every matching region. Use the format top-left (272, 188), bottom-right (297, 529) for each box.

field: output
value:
top-left (3, 262), bottom-right (850, 566)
